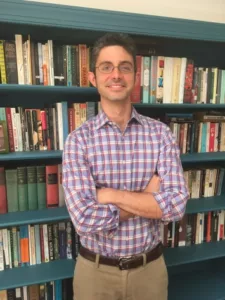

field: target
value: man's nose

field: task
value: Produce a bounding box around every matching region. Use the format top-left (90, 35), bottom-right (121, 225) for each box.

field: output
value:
top-left (111, 66), bottom-right (122, 78)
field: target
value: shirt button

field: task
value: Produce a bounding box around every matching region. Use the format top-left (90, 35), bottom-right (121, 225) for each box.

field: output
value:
top-left (108, 233), bottom-right (114, 238)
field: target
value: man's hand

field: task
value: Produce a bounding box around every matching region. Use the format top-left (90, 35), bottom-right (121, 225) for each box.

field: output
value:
top-left (96, 188), bottom-right (134, 221)
top-left (119, 208), bottom-right (134, 221)
top-left (144, 174), bottom-right (161, 193)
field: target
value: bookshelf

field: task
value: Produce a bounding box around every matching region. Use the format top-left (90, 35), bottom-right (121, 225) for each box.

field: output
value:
top-left (1, 0), bottom-right (225, 299)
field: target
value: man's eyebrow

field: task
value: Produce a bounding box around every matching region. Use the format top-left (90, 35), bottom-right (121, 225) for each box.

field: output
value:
top-left (98, 60), bottom-right (133, 64)
top-left (98, 60), bottom-right (112, 64)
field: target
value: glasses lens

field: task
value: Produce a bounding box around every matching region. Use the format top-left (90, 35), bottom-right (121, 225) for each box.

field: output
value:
top-left (98, 63), bottom-right (113, 73)
top-left (119, 62), bottom-right (133, 73)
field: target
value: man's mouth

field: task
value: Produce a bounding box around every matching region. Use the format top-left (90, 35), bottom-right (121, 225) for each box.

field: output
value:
top-left (107, 84), bottom-right (125, 90)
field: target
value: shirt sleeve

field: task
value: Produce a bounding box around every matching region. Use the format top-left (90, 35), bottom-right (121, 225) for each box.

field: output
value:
top-left (62, 132), bottom-right (120, 236)
top-left (152, 125), bottom-right (190, 223)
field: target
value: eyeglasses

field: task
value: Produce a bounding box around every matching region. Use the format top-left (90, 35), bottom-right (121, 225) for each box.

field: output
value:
top-left (95, 62), bottom-right (134, 74)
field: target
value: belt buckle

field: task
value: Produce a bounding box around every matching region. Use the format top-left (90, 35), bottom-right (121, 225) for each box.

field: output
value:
top-left (118, 256), bottom-right (133, 270)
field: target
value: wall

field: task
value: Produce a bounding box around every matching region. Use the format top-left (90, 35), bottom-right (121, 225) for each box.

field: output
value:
top-left (25, 0), bottom-right (225, 24)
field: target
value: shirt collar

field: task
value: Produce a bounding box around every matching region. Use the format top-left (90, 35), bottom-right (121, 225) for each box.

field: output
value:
top-left (94, 105), bottom-right (144, 130)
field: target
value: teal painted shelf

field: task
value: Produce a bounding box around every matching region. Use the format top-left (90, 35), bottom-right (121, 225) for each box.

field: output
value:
top-left (0, 207), bottom-right (69, 229)
top-left (1, 150), bottom-right (225, 163)
top-left (0, 150), bottom-right (62, 161)
top-left (186, 195), bottom-right (225, 214)
top-left (135, 103), bottom-right (225, 112)
top-left (0, 195), bottom-right (223, 229)
top-left (181, 151), bottom-right (225, 163)
top-left (1, 0), bottom-right (225, 42)
top-left (0, 195), bottom-right (224, 229)
top-left (0, 84), bottom-right (97, 96)
top-left (0, 259), bottom-right (75, 291)
top-left (164, 240), bottom-right (225, 267)
top-left (168, 269), bottom-right (225, 300)
top-left (0, 85), bottom-right (99, 107)
top-left (2, 84), bottom-right (225, 112)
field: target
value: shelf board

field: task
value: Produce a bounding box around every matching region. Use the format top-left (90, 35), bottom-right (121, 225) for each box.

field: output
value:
top-left (2, 84), bottom-right (225, 111)
top-left (186, 195), bottom-right (225, 214)
top-left (0, 206), bottom-right (69, 229)
top-left (0, 150), bottom-right (62, 161)
top-left (168, 269), bottom-right (225, 300)
top-left (135, 103), bottom-right (225, 112)
top-left (181, 151), bottom-right (225, 163)
top-left (1, 196), bottom-right (223, 228)
top-left (0, 259), bottom-right (75, 290)
top-left (0, 84), bottom-right (97, 96)
top-left (1, 150), bottom-right (225, 163)
top-left (164, 240), bottom-right (225, 267)
top-left (0, 85), bottom-right (99, 107)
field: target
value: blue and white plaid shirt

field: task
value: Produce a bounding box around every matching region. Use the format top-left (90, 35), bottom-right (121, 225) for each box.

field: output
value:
top-left (62, 107), bottom-right (189, 257)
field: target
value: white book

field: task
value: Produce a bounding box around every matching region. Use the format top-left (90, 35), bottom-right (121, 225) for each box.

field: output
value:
top-left (15, 34), bottom-right (25, 84)
top-left (7, 229), bottom-right (12, 269)
top-left (2, 229), bottom-right (9, 269)
top-left (43, 224), bottom-right (49, 263)
top-left (48, 40), bottom-right (55, 86)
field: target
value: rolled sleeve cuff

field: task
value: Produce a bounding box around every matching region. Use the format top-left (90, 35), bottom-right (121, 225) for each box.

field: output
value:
top-left (108, 203), bottom-right (120, 224)
top-left (152, 191), bottom-right (171, 222)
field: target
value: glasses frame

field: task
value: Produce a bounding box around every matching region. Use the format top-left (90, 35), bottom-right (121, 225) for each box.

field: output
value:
top-left (95, 61), bottom-right (134, 74)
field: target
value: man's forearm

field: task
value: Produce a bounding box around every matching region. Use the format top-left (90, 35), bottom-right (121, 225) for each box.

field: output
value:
top-left (97, 188), bottom-right (162, 219)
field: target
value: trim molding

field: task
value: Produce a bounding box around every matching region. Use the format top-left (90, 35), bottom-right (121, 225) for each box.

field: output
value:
top-left (1, 0), bottom-right (225, 41)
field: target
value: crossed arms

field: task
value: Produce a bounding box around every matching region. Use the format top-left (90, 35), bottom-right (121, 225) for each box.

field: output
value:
top-left (62, 129), bottom-right (189, 236)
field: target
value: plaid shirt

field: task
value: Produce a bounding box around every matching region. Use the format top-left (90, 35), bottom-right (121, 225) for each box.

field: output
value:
top-left (62, 107), bottom-right (189, 257)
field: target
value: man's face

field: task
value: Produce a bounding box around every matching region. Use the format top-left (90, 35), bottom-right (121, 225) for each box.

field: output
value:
top-left (89, 46), bottom-right (136, 103)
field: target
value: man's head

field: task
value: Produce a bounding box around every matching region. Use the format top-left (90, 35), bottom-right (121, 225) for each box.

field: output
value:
top-left (88, 32), bottom-right (138, 103)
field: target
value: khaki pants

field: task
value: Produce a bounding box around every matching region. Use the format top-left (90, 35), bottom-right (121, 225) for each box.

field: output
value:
top-left (73, 253), bottom-right (168, 300)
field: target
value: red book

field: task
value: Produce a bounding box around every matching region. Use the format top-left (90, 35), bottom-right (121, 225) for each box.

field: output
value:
top-left (130, 55), bottom-right (142, 103)
top-left (0, 167), bottom-right (7, 214)
top-left (5, 107), bottom-right (14, 152)
top-left (46, 165), bottom-right (59, 207)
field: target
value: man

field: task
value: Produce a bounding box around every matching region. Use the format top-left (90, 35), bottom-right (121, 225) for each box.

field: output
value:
top-left (62, 32), bottom-right (189, 300)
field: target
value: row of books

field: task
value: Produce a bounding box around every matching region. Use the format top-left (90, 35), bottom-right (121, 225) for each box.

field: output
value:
top-left (0, 37), bottom-right (90, 88)
top-left (0, 164), bottom-right (224, 215)
top-left (1, 36), bottom-right (225, 104)
top-left (163, 210), bottom-right (225, 248)
top-left (0, 220), bottom-right (80, 272)
top-left (184, 168), bottom-right (225, 199)
top-left (0, 102), bottom-right (96, 153)
top-left (0, 164), bottom-right (64, 214)
top-left (160, 112), bottom-right (225, 154)
top-left (0, 278), bottom-right (73, 300)
top-left (2, 102), bottom-right (225, 156)
top-left (144, 57), bottom-right (225, 105)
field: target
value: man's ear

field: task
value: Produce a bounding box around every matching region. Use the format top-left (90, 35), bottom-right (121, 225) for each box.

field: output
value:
top-left (88, 71), bottom-right (97, 87)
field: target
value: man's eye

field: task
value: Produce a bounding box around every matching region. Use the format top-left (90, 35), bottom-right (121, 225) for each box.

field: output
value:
top-left (102, 65), bottom-right (111, 70)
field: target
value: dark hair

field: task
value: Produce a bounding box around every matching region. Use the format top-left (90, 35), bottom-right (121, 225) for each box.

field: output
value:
top-left (91, 32), bottom-right (137, 73)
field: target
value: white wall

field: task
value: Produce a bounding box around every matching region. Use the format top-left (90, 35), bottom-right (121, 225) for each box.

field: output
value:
top-left (26, 0), bottom-right (225, 24)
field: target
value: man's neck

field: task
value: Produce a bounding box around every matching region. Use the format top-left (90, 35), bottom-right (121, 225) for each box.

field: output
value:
top-left (101, 100), bottom-right (132, 132)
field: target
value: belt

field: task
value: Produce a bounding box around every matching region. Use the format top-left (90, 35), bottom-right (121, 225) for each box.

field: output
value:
top-left (79, 242), bottom-right (163, 270)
